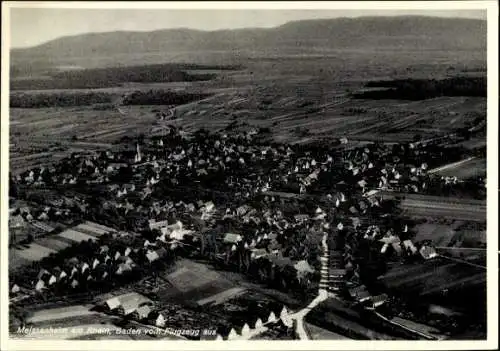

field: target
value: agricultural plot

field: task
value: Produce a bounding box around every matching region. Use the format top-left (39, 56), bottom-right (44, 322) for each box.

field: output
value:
top-left (36, 237), bottom-right (73, 251)
top-left (304, 322), bottom-right (351, 340)
top-left (9, 249), bottom-right (33, 270)
top-left (163, 260), bottom-right (242, 306)
top-left (26, 305), bottom-right (96, 324)
top-left (74, 223), bottom-right (110, 237)
top-left (414, 224), bottom-right (457, 246)
top-left (166, 266), bottom-right (222, 293)
top-left (378, 192), bottom-right (486, 222)
top-left (380, 259), bottom-right (485, 296)
top-left (58, 229), bottom-right (98, 243)
top-left (196, 287), bottom-right (246, 306)
top-left (14, 243), bottom-right (57, 262)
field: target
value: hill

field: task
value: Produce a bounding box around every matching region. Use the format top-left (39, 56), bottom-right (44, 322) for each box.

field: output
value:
top-left (10, 16), bottom-right (486, 76)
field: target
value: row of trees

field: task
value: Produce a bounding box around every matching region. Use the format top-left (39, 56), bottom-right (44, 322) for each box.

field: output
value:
top-left (10, 92), bottom-right (112, 108)
top-left (122, 90), bottom-right (210, 106)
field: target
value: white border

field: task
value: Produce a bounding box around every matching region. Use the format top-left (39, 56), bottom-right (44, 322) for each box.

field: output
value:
top-left (1, 1), bottom-right (498, 350)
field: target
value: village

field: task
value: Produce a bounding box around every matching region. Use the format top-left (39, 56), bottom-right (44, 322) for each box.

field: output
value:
top-left (9, 123), bottom-right (486, 340)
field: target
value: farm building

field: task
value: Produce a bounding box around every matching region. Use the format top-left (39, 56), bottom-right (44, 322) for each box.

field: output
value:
top-left (148, 311), bottom-right (166, 327)
top-left (103, 292), bottom-right (153, 315)
top-left (58, 229), bottom-right (97, 243)
top-left (26, 305), bottom-right (96, 324)
top-left (131, 305), bottom-right (153, 320)
top-left (223, 233), bottom-right (243, 244)
top-left (9, 215), bottom-right (26, 229)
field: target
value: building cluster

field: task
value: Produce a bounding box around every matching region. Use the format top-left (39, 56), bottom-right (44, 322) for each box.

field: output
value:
top-left (10, 126), bottom-right (471, 338)
top-left (95, 291), bottom-right (293, 340)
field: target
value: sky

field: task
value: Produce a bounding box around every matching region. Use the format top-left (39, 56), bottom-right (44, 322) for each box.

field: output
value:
top-left (9, 7), bottom-right (487, 48)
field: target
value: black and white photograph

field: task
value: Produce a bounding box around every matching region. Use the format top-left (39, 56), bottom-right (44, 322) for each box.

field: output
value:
top-left (1, 1), bottom-right (498, 349)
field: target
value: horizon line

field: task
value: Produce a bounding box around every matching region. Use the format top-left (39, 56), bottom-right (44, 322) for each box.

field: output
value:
top-left (10, 14), bottom-right (486, 50)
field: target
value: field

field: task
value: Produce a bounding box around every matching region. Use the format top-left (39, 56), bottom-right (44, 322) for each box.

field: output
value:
top-left (9, 48), bottom-right (486, 174)
top-left (431, 157), bottom-right (486, 179)
top-left (414, 223), bottom-right (457, 246)
top-left (379, 258), bottom-right (486, 298)
top-left (162, 259), bottom-right (243, 306)
top-left (378, 192), bottom-right (486, 222)
top-left (304, 322), bottom-right (352, 340)
top-left (9, 221), bottom-right (114, 270)
top-left (26, 305), bottom-right (97, 324)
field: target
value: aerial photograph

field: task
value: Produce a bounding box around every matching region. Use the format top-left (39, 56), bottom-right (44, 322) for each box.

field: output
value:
top-left (5, 3), bottom-right (491, 344)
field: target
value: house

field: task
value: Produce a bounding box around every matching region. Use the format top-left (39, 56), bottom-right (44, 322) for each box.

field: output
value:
top-left (370, 294), bottom-right (388, 308)
top-left (349, 285), bottom-right (371, 302)
top-left (269, 256), bottom-right (293, 268)
top-left (170, 228), bottom-right (193, 241)
top-left (116, 263), bottom-right (132, 275)
top-left (104, 292), bottom-right (153, 316)
top-left (351, 217), bottom-right (361, 228)
top-left (37, 269), bottom-right (51, 281)
top-left (9, 215), bottom-right (26, 229)
top-left (117, 256), bottom-right (134, 266)
top-left (223, 233), bottom-right (243, 244)
top-left (48, 275), bottom-right (57, 286)
top-left (236, 205), bottom-right (251, 217)
top-left (379, 235), bottom-right (401, 254)
top-left (227, 328), bottom-right (240, 340)
top-left (11, 284), bottom-right (21, 294)
top-left (148, 219), bottom-right (169, 231)
top-left (329, 269), bottom-right (347, 278)
top-left (146, 250), bottom-right (160, 263)
top-left (294, 260), bottom-right (314, 280)
top-left (105, 297), bottom-right (121, 311)
top-left (250, 248), bottom-right (268, 260)
top-left (204, 201), bottom-right (215, 212)
top-left (81, 262), bottom-right (90, 274)
top-left (280, 306), bottom-right (289, 320)
top-left (420, 245), bottom-right (438, 260)
top-left (241, 323), bottom-right (251, 336)
top-left (402, 240), bottom-right (418, 254)
top-left (267, 311), bottom-right (277, 323)
top-left (58, 270), bottom-right (68, 280)
top-left (150, 311), bottom-right (166, 327)
top-left (294, 214), bottom-right (310, 223)
top-left (35, 280), bottom-right (45, 291)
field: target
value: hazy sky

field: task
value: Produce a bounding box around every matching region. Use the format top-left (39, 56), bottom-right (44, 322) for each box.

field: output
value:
top-left (9, 7), bottom-right (487, 48)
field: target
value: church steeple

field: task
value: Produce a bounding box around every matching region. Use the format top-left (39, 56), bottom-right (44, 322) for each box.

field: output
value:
top-left (134, 143), bottom-right (142, 163)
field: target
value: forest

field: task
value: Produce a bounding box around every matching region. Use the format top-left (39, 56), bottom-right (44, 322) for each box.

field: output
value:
top-left (353, 76), bottom-right (486, 100)
top-left (10, 63), bottom-right (241, 90)
top-left (10, 92), bottom-right (113, 108)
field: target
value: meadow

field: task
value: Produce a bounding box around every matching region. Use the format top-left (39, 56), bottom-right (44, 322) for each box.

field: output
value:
top-left (9, 48), bottom-right (486, 176)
